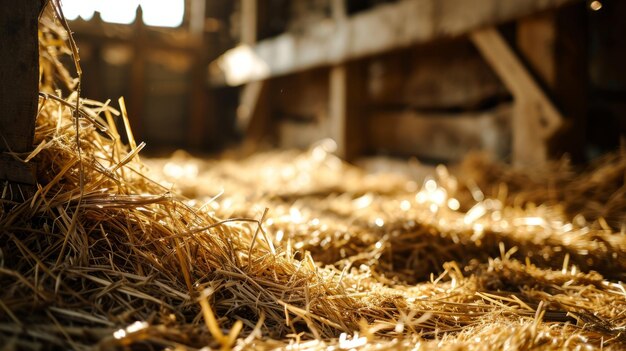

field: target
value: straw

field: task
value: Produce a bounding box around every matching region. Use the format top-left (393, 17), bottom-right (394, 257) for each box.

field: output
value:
top-left (1, 3), bottom-right (625, 350)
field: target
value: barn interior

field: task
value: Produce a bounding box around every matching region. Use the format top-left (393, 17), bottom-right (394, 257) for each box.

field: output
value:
top-left (1, 0), bottom-right (626, 349)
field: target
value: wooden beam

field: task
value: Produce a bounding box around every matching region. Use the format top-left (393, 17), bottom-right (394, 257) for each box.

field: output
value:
top-left (0, 1), bottom-right (41, 185)
top-left (471, 27), bottom-right (564, 166)
top-left (128, 9), bottom-right (146, 142)
top-left (368, 104), bottom-right (512, 161)
top-left (236, 0), bottom-right (274, 151)
top-left (187, 0), bottom-right (209, 150)
top-left (209, 0), bottom-right (581, 86)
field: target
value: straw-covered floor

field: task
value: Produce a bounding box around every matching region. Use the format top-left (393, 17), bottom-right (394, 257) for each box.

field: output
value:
top-left (2, 4), bottom-right (626, 350)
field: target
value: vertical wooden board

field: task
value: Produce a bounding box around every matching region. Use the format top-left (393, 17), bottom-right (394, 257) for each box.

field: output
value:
top-left (187, 0), bottom-right (209, 150)
top-left (328, 65), bottom-right (347, 158)
top-left (241, 0), bottom-right (257, 45)
top-left (368, 105), bottom-right (512, 161)
top-left (344, 61), bottom-right (369, 160)
top-left (0, 1), bottom-right (41, 152)
top-left (517, 4), bottom-right (587, 162)
top-left (551, 3), bottom-right (587, 161)
top-left (328, 61), bottom-right (368, 161)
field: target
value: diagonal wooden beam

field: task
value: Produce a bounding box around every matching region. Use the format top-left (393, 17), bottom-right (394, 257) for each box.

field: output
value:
top-left (471, 27), bottom-right (564, 166)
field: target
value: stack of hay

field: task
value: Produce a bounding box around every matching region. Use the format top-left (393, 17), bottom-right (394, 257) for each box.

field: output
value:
top-left (1, 4), bottom-right (625, 350)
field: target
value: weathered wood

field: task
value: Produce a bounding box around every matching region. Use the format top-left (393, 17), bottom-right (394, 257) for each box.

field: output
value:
top-left (241, 0), bottom-right (257, 45)
top-left (237, 0), bottom-right (274, 149)
top-left (279, 119), bottom-right (329, 150)
top-left (0, 1), bottom-right (41, 185)
top-left (368, 40), bottom-right (507, 110)
top-left (209, 0), bottom-right (581, 86)
top-left (328, 65), bottom-right (348, 158)
top-left (328, 61), bottom-right (367, 160)
top-left (187, 0), bottom-right (209, 150)
top-left (368, 104), bottom-right (511, 161)
top-left (471, 27), bottom-right (564, 167)
top-left (272, 68), bottom-right (328, 122)
top-left (240, 80), bottom-right (272, 148)
top-left (517, 4), bottom-right (587, 162)
top-left (0, 155), bottom-right (37, 185)
top-left (129, 11), bottom-right (146, 141)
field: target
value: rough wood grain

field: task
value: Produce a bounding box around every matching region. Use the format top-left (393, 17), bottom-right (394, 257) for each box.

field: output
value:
top-left (368, 104), bottom-right (511, 161)
top-left (517, 4), bottom-right (587, 162)
top-left (471, 27), bottom-right (564, 167)
top-left (329, 62), bottom-right (367, 161)
top-left (209, 0), bottom-right (580, 86)
top-left (0, 1), bottom-right (41, 184)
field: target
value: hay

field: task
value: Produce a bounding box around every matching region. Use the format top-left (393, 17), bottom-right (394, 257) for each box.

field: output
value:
top-left (1, 4), bottom-right (626, 350)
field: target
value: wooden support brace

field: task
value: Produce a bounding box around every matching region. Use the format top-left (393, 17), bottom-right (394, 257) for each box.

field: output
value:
top-left (0, 1), bottom-right (42, 186)
top-left (471, 27), bottom-right (564, 166)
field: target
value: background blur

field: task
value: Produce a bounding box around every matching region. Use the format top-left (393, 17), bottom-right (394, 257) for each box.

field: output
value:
top-left (61, 0), bottom-right (626, 164)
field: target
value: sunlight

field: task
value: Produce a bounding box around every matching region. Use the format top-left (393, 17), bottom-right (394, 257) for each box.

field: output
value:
top-left (142, 0), bottom-right (185, 28)
top-left (61, 0), bottom-right (185, 27)
top-left (99, 0), bottom-right (139, 25)
top-left (61, 0), bottom-right (95, 21)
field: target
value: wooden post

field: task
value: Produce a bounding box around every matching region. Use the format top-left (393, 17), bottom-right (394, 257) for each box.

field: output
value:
top-left (328, 61), bottom-right (368, 161)
top-left (0, 1), bottom-right (41, 185)
top-left (128, 6), bottom-right (146, 142)
top-left (237, 0), bottom-right (272, 150)
top-left (329, 65), bottom-right (348, 158)
top-left (187, 0), bottom-right (209, 150)
top-left (471, 27), bottom-right (564, 167)
top-left (517, 4), bottom-right (587, 162)
top-left (241, 0), bottom-right (257, 45)
top-left (327, 0), bottom-right (367, 161)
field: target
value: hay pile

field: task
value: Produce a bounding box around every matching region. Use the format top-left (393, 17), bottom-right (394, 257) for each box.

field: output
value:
top-left (2, 5), bottom-right (626, 350)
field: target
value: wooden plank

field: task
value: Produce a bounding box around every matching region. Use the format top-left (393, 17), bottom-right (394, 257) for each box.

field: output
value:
top-left (368, 104), bottom-right (512, 161)
top-left (471, 27), bottom-right (564, 166)
top-left (237, 0), bottom-right (274, 150)
top-left (128, 16), bottom-right (146, 142)
top-left (187, 0), bottom-right (209, 150)
top-left (517, 4), bottom-right (587, 162)
top-left (241, 0), bottom-right (257, 45)
top-left (240, 80), bottom-right (272, 149)
top-left (328, 61), bottom-right (368, 160)
top-left (272, 67), bottom-right (328, 121)
top-left (368, 104), bottom-right (511, 161)
top-left (0, 155), bottom-right (36, 185)
top-left (279, 120), bottom-right (329, 150)
top-left (369, 40), bottom-right (507, 110)
top-left (209, 0), bottom-right (581, 86)
top-left (328, 65), bottom-right (348, 158)
top-left (0, 1), bottom-right (41, 185)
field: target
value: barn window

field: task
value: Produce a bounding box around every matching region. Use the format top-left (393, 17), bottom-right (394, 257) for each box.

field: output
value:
top-left (61, 0), bottom-right (185, 28)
